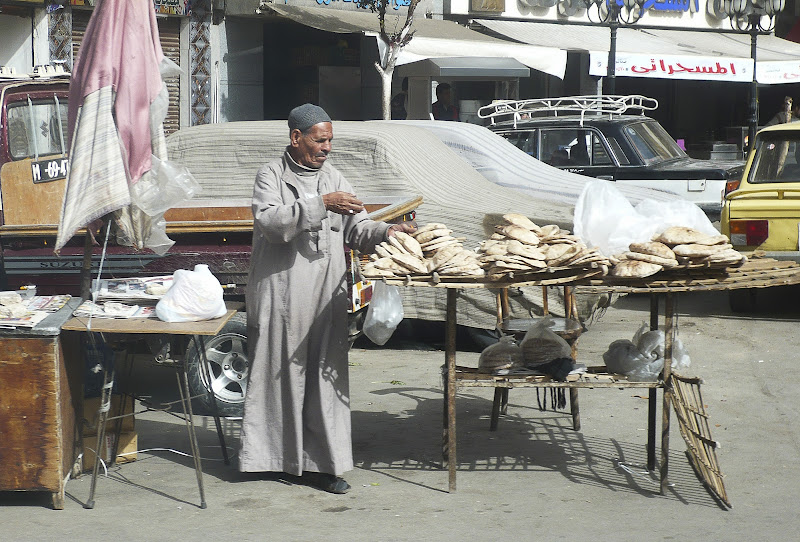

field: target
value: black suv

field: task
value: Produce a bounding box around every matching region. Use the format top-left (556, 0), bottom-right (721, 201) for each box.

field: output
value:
top-left (480, 95), bottom-right (745, 216)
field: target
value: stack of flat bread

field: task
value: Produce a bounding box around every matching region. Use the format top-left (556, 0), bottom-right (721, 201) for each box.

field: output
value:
top-left (361, 223), bottom-right (484, 278)
top-left (478, 213), bottom-right (610, 280)
top-left (610, 226), bottom-right (746, 278)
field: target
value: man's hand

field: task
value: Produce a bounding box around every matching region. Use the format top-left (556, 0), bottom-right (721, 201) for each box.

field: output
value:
top-left (322, 191), bottom-right (365, 215)
top-left (387, 221), bottom-right (417, 237)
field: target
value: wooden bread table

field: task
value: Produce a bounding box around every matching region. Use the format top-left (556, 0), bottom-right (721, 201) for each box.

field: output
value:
top-left (379, 257), bottom-right (800, 504)
top-left (61, 306), bottom-right (241, 510)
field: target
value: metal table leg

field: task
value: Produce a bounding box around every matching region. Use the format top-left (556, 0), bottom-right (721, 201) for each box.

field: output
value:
top-left (660, 292), bottom-right (675, 495)
top-left (176, 361), bottom-right (207, 509)
top-left (647, 294), bottom-right (659, 472)
top-left (191, 335), bottom-right (230, 465)
top-left (444, 288), bottom-right (458, 492)
top-left (85, 366), bottom-right (115, 509)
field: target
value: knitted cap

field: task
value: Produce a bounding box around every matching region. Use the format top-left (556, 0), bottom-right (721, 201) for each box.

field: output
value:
top-left (288, 103), bottom-right (332, 132)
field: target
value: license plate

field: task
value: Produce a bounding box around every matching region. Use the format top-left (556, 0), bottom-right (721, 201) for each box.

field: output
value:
top-left (31, 157), bottom-right (69, 184)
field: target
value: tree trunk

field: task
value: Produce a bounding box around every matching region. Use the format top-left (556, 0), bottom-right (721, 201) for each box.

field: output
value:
top-left (377, 63), bottom-right (394, 120)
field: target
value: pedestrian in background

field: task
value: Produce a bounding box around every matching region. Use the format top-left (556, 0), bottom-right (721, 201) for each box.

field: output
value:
top-left (432, 82), bottom-right (459, 121)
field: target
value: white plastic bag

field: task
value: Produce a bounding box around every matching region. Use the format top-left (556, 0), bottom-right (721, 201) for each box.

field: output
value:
top-left (130, 155), bottom-right (202, 217)
top-left (478, 335), bottom-right (523, 373)
top-left (519, 316), bottom-right (573, 366)
top-left (573, 179), bottom-right (719, 257)
top-left (362, 281), bottom-right (404, 345)
top-left (602, 322), bottom-right (691, 381)
top-left (155, 264), bottom-right (227, 322)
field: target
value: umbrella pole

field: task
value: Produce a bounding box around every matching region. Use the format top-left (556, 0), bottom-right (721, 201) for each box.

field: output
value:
top-left (80, 229), bottom-right (93, 301)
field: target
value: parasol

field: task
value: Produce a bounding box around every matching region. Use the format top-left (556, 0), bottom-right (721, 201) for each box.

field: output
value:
top-left (56, 0), bottom-right (190, 260)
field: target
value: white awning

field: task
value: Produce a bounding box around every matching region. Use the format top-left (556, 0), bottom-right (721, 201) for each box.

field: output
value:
top-left (474, 19), bottom-right (800, 84)
top-left (264, 5), bottom-right (567, 79)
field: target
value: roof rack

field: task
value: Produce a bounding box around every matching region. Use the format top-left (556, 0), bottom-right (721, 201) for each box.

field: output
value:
top-left (0, 64), bottom-right (70, 81)
top-left (478, 95), bottom-right (659, 128)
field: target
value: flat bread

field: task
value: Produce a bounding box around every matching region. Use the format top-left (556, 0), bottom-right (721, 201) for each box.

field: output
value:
top-left (672, 243), bottom-right (732, 258)
top-left (654, 226), bottom-right (713, 246)
top-left (543, 243), bottom-right (571, 261)
top-left (415, 228), bottom-right (452, 244)
top-left (413, 223), bottom-right (448, 236)
top-left (506, 239), bottom-right (546, 260)
top-left (629, 241), bottom-right (675, 260)
top-left (393, 231), bottom-right (424, 258)
top-left (374, 243), bottom-right (393, 258)
top-left (610, 260), bottom-right (663, 278)
top-left (549, 244), bottom-right (582, 267)
top-left (499, 225), bottom-right (540, 245)
top-left (390, 253), bottom-right (428, 274)
top-left (624, 251), bottom-right (679, 268)
top-left (693, 234), bottom-right (730, 246)
top-left (483, 242), bottom-right (509, 256)
top-left (502, 213), bottom-right (540, 233)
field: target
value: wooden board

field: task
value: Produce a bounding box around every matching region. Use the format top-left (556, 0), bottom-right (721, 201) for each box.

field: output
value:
top-left (453, 365), bottom-right (662, 389)
top-left (0, 158), bottom-right (67, 226)
top-left (62, 308), bottom-right (240, 336)
top-left (0, 332), bottom-right (80, 509)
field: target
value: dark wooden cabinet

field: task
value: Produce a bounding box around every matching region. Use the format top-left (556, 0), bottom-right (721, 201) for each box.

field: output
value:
top-left (0, 301), bottom-right (82, 509)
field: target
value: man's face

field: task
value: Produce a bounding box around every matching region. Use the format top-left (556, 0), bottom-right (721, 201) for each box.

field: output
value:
top-left (290, 122), bottom-right (333, 169)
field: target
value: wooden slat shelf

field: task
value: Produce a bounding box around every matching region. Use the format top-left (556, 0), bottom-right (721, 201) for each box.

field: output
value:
top-left (453, 365), bottom-right (662, 389)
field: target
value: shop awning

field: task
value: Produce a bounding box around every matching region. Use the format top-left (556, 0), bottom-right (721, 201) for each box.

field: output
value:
top-left (261, 5), bottom-right (566, 79)
top-left (474, 19), bottom-right (800, 85)
top-left (397, 56), bottom-right (529, 79)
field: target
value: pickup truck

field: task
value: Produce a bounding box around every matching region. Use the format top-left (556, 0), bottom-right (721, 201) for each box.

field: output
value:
top-left (0, 68), bottom-right (419, 416)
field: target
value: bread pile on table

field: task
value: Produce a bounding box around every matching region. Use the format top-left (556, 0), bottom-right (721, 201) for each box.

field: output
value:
top-left (477, 214), bottom-right (610, 280)
top-left (610, 226), bottom-right (746, 279)
top-left (361, 223), bottom-right (484, 278)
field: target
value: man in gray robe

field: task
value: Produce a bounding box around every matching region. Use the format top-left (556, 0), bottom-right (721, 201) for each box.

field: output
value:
top-left (239, 104), bottom-right (415, 494)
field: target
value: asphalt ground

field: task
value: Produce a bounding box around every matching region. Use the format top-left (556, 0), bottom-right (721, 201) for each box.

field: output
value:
top-left (2, 288), bottom-right (799, 541)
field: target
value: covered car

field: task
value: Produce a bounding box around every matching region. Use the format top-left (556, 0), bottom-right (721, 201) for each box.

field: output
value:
top-left (167, 120), bottom-right (687, 330)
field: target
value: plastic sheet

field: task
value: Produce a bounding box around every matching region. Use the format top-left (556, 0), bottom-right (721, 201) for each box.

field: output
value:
top-left (574, 179), bottom-right (718, 257)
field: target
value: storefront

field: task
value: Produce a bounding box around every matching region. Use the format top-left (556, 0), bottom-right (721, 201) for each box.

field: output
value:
top-left (222, 1), bottom-right (566, 121)
top-left (447, 1), bottom-right (800, 152)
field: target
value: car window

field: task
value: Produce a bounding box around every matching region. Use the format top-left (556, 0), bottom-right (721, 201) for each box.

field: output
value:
top-left (566, 130), bottom-right (612, 167)
top-left (749, 135), bottom-right (800, 184)
top-left (7, 98), bottom-right (69, 161)
top-left (622, 120), bottom-right (685, 165)
top-left (606, 137), bottom-right (630, 165)
top-left (588, 132), bottom-right (613, 166)
top-left (500, 130), bottom-right (538, 157)
top-left (541, 128), bottom-right (581, 166)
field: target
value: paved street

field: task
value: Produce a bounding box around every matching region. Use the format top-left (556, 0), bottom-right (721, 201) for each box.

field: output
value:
top-left (2, 288), bottom-right (799, 541)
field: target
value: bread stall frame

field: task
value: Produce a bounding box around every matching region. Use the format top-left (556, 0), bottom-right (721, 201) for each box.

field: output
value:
top-left (377, 256), bottom-right (800, 507)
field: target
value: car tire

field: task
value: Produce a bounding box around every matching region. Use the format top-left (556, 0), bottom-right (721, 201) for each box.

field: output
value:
top-left (186, 313), bottom-right (248, 417)
top-left (729, 288), bottom-right (758, 313)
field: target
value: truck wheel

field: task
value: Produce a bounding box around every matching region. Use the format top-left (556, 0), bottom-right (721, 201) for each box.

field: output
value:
top-left (729, 288), bottom-right (757, 313)
top-left (186, 313), bottom-right (248, 417)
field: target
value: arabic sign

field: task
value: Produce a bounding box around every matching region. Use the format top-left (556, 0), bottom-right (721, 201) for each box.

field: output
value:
top-left (589, 51), bottom-right (753, 82)
top-left (757, 61), bottom-right (800, 85)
